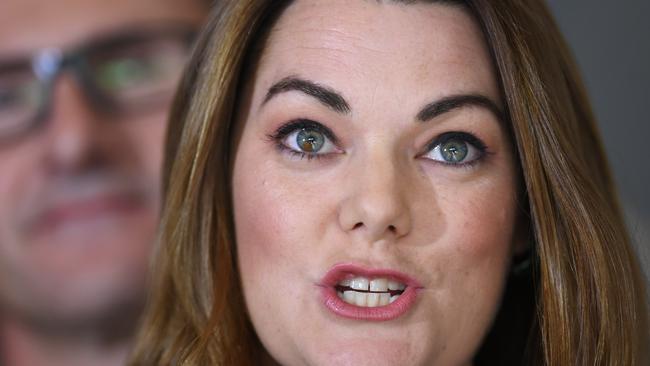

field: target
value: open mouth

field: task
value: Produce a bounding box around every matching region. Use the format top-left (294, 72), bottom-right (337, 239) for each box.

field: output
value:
top-left (336, 277), bottom-right (406, 307)
top-left (320, 263), bottom-right (421, 321)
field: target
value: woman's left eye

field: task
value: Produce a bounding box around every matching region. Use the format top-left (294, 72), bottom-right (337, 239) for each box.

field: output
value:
top-left (422, 132), bottom-right (487, 165)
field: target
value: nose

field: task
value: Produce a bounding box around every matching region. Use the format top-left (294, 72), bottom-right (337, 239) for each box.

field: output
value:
top-left (338, 150), bottom-right (412, 243)
top-left (44, 75), bottom-right (102, 172)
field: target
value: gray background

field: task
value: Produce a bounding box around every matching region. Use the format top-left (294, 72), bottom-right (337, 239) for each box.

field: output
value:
top-left (545, 1), bottom-right (650, 281)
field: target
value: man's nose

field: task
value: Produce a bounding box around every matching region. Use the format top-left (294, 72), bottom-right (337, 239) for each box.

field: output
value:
top-left (44, 75), bottom-right (102, 172)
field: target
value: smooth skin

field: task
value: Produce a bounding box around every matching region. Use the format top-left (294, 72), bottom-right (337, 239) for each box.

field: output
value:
top-left (232, 1), bottom-right (522, 365)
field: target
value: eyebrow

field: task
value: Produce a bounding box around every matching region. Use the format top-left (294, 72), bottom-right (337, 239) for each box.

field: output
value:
top-left (263, 76), bottom-right (351, 114)
top-left (263, 76), bottom-right (503, 123)
top-left (416, 94), bottom-right (504, 123)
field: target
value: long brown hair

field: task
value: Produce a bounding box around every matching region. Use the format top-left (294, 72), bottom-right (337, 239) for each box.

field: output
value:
top-left (129, 1), bottom-right (649, 365)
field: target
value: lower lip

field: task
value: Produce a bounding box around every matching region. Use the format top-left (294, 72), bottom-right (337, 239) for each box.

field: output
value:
top-left (36, 195), bottom-right (144, 232)
top-left (321, 285), bottom-right (419, 321)
top-left (319, 263), bottom-right (422, 321)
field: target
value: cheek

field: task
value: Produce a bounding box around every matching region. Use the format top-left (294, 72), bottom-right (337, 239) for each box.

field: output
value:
top-left (0, 158), bottom-right (24, 272)
top-left (409, 171), bottom-right (519, 359)
top-left (233, 138), bottom-right (283, 282)
top-left (429, 159), bottom-right (519, 262)
top-left (232, 163), bottom-right (325, 282)
top-left (440, 183), bottom-right (517, 291)
top-left (231, 117), bottom-right (337, 280)
top-left (416, 164), bottom-right (519, 288)
top-left (0, 144), bottom-right (44, 245)
top-left (231, 154), bottom-right (317, 353)
top-left (233, 177), bottom-right (286, 265)
top-left (436, 174), bottom-right (518, 306)
top-left (454, 187), bottom-right (516, 256)
top-left (122, 115), bottom-right (166, 183)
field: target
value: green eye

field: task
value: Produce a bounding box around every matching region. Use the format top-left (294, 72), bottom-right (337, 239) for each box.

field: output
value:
top-left (296, 129), bottom-right (325, 153)
top-left (422, 132), bottom-right (486, 166)
top-left (96, 57), bottom-right (157, 92)
top-left (440, 139), bottom-right (468, 163)
top-left (87, 34), bottom-right (190, 104)
top-left (277, 120), bottom-right (339, 158)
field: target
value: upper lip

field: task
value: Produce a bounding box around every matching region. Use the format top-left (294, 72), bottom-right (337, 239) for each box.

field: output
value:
top-left (319, 262), bottom-right (423, 289)
top-left (21, 186), bottom-right (148, 233)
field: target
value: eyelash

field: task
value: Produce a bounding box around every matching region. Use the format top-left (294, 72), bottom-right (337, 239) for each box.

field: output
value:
top-left (268, 119), bottom-right (489, 166)
top-left (422, 131), bottom-right (489, 168)
top-left (267, 119), bottom-right (339, 161)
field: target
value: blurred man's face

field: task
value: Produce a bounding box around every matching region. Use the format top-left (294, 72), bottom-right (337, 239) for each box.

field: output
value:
top-left (0, 0), bottom-right (204, 330)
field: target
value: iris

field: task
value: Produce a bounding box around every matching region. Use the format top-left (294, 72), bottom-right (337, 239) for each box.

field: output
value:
top-left (440, 139), bottom-right (468, 163)
top-left (296, 129), bottom-right (325, 153)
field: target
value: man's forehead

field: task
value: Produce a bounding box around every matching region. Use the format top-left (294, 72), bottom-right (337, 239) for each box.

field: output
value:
top-left (0, 0), bottom-right (204, 58)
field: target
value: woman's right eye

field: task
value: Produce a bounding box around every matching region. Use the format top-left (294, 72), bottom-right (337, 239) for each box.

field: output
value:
top-left (272, 119), bottom-right (340, 158)
top-left (283, 128), bottom-right (337, 154)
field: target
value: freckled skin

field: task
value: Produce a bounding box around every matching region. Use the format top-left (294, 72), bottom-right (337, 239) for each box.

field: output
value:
top-left (232, 1), bottom-right (521, 366)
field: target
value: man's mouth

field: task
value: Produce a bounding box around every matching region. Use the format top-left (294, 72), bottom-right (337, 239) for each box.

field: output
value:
top-left (21, 178), bottom-right (152, 238)
top-left (335, 277), bottom-right (406, 307)
top-left (40, 193), bottom-right (143, 227)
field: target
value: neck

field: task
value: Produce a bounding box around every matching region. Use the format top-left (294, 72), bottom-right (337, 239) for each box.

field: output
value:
top-left (0, 316), bottom-right (132, 366)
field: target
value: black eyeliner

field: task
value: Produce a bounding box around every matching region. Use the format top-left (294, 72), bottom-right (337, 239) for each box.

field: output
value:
top-left (423, 131), bottom-right (489, 167)
top-left (266, 118), bottom-right (340, 161)
top-left (426, 131), bottom-right (487, 152)
top-left (270, 118), bottom-right (339, 144)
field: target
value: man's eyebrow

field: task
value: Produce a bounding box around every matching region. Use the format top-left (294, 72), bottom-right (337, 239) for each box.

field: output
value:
top-left (262, 76), bottom-right (351, 114)
top-left (416, 94), bottom-right (504, 123)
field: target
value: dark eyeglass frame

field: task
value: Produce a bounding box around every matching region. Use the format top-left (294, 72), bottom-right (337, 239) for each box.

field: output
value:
top-left (0, 24), bottom-right (197, 144)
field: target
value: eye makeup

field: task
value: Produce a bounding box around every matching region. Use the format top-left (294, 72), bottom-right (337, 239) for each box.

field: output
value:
top-left (267, 118), bottom-right (340, 160)
top-left (268, 118), bottom-right (492, 168)
top-left (420, 131), bottom-right (490, 168)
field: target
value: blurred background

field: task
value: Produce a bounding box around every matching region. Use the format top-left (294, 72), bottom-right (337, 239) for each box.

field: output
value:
top-left (546, 0), bottom-right (650, 282)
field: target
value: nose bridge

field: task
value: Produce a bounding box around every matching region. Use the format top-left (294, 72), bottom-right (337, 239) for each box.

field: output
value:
top-left (339, 140), bottom-right (412, 242)
top-left (44, 73), bottom-right (102, 170)
top-left (361, 146), bottom-right (404, 209)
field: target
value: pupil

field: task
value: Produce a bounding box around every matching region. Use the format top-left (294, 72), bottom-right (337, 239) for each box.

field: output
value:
top-left (441, 140), bottom-right (468, 162)
top-left (297, 129), bottom-right (324, 153)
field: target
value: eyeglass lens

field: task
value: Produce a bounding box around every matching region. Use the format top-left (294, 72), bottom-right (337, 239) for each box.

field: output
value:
top-left (0, 28), bottom-right (192, 142)
top-left (0, 63), bottom-right (45, 137)
top-left (87, 33), bottom-right (190, 110)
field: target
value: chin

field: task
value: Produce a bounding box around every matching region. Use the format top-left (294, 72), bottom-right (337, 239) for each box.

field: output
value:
top-left (297, 349), bottom-right (424, 366)
top-left (332, 345), bottom-right (416, 366)
top-left (270, 332), bottom-right (438, 366)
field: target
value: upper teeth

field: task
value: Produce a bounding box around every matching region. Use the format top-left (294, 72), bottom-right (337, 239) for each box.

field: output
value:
top-left (336, 277), bottom-right (406, 307)
top-left (339, 277), bottom-right (406, 292)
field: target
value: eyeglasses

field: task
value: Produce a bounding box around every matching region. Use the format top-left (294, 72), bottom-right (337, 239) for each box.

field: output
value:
top-left (0, 25), bottom-right (196, 143)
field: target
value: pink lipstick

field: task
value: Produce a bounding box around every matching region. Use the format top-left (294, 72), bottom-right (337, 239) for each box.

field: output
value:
top-left (319, 263), bottom-right (422, 321)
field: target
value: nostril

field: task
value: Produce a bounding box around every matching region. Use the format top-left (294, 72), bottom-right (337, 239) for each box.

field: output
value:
top-left (388, 225), bottom-right (397, 234)
top-left (353, 222), bottom-right (364, 230)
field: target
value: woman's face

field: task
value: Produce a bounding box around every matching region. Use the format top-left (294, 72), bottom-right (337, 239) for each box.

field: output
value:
top-left (232, 1), bottom-right (520, 365)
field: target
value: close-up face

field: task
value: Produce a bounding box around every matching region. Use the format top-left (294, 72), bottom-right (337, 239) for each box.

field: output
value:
top-left (0, 0), bottom-right (204, 325)
top-left (232, 1), bottom-right (521, 365)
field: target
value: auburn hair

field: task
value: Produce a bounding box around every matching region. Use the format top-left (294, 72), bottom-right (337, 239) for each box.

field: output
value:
top-left (129, 1), bottom-right (649, 365)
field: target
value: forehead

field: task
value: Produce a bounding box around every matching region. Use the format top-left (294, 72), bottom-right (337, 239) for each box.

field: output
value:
top-left (253, 0), bottom-right (499, 110)
top-left (0, 0), bottom-right (204, 56)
